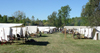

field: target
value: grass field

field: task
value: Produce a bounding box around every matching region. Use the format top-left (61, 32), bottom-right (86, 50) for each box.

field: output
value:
top-left (0, 32), bottom-right (100, 53)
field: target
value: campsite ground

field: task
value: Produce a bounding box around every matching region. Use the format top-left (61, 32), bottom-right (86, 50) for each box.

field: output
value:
top-left (0, 32), bottom-right (100, 53)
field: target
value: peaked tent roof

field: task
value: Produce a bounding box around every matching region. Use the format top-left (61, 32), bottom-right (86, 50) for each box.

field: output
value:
top-left (0, 23), bottom-right (23, 28)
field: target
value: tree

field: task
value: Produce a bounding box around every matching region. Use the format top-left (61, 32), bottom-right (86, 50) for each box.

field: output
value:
top-left (22, 16), bottom-right (27, 26)
top-left (31, 16), bottom-right (35, 25)
top-left (43, 20), bottom-right (47, 26)
top-left (0, 14), bottom-right (3, 23)
top-left (31, 16), bottom-right (35, 21)
top-left (35, 18), bottom-right (40, 25)
top-left (26, 17), bottom-right (31, 26)
top-left (58, 5), bottom-right (71, 26)
top-left (2, 15), bottom-right (7, 23)
top-left (39, 20), bottom-right (43, 26)
top-left (81, 0), bottom-right (100, 26)
top-left (44, 21), bottom-right (49, 26)
top-left (48, 11), bottom-right (57, 26)
top-left (7, 16), bottom-right (15, 23)
top-left (56, 15), bottom-right (63, 27)
top-left (13, 10), bottom-right (26, 23)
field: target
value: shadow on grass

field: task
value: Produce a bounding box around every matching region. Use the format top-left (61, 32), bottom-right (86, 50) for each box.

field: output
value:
top-left (28, 34), bottom-right (48, 38)
top-left (39, 35), bottom-right (48, 37)
top-left (18, 39), bottom-right (49, 46)
top-left (73, 37), bottom-right (93, 40)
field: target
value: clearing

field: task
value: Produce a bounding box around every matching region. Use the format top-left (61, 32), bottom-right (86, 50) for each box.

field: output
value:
top-left (0, 32), bottom-right (100, 53)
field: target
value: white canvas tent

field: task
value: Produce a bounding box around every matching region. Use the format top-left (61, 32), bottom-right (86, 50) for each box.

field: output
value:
top-left (64, 26), bottom-right (100, 40)
top-left (38, 26), bottom-right (56, 34)
top-left (64, 26), bottom-right (89, 34)
top-left (50, 27), bottom-right (57, 32)
top-left (93, 32), bottom-right (100, 40)
top-left (0, 23), bottom-right (22, 27)
top-left (78, 28), bottom-right (86, 34)
top-left (93, 27), bottom-right (100, 40)
top-left (49, 27), bottom-right (56, 33)
top-left (0, 23), bottom-right (23, 41)
top-left (12, 27), bottom-right (26, 37)
top-left (84, 28), bottom-right (93, 38)
top-left (26, 26), bottom-right (38, 34)
top-left (0, 27), bottom-right (12, 41)
top-left (38, 26), bottom-right (49, 32)
top-left (44, 28), bottom-right (50, 32)
top-left (50, 27), bottom-right (56, 29)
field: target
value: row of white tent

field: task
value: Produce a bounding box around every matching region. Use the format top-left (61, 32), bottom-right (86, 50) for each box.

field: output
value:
top-left (0, 23), bottom-right (56, 41)
top-left (0, 23), bottom-right (27, 41)
top-left (27, 26), bottom-right (56, 34)
top-left (64, 26), bottom-right (100, 40)
top-left (38, 26), bottom-right (57, 34)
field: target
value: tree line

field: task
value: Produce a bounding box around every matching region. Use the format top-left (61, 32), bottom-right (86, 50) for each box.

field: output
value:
top-left (0, 0), bottom-right (100, 28)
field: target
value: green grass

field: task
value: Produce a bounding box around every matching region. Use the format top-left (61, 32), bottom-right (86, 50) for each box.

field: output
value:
top-left (0, 32), bottom-right (100, 53)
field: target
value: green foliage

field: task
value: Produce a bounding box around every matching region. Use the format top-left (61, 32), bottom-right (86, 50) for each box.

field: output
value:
top-left (47, 5), bottom-right (71, 27)
top-left (7, 16), bottom-right (15, 23)
top-left (44, 21), bottom-right (49, 26)
top-left (66, 17), bottom-right (82, 26)
top-left (1, 2), bottom-right (97, 27)
top-left (48, 11), bottom-right (57, 26)
top-left (35, 18), bottom-right (39, 25)
top-left (0, 11), bottom-right (37, 26)
top-left (58, 5), bottom-right (71, 26)
top-left (43, 20), bottom-right (49, 26)
top-left (26, 17), bottom-right (31, 25)
top-left (81, 0), bottom-right (100, 26)
top-left (31, 16), bottom-right (35, 25)
top-left (0, 5), bottom-right (71, 27)
top-left (56, 15), bottom-right (63, 28)
top-left (2, 15), bottom-right (7, 23)
top-left (0, 14), bottom-right (3, 23)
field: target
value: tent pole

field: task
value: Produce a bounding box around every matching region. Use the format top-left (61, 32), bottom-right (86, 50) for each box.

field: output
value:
top-left (21, 26), bottom-right (24, 43)
top-left (16, 27), bottom-right (17, 36)
top-left (11, 27), bottom-right (13, 44)
top-left (37, 26), bottom-right (38, 37)
top-left (49, 26), bottom-right (50, 33)
top-left (80, 28), bottom-right (81, 34)
top-left (88, 28), bottom-right (89, 38)
top-left (84, 28), bottom-right (85, 33)
top-left (1, 28), bottom-right (7, 45)
top-left (64, 28), bottom-right (66, 39)
top-left (16, 27), bottom-right (18, 43)
top-left (21, 27), bottom-right (23, 43)
top-left (3, 28), bottom-right (5, 41)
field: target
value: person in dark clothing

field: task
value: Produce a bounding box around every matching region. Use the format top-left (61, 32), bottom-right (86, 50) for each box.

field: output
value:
top-left (17, 34), bottom-right (20, 40)
top-left (40, 31), bottom-right (42, 36)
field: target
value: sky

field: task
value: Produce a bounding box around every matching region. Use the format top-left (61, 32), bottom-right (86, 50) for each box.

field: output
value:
top-left (0, 0), bottom-right (89, 20)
